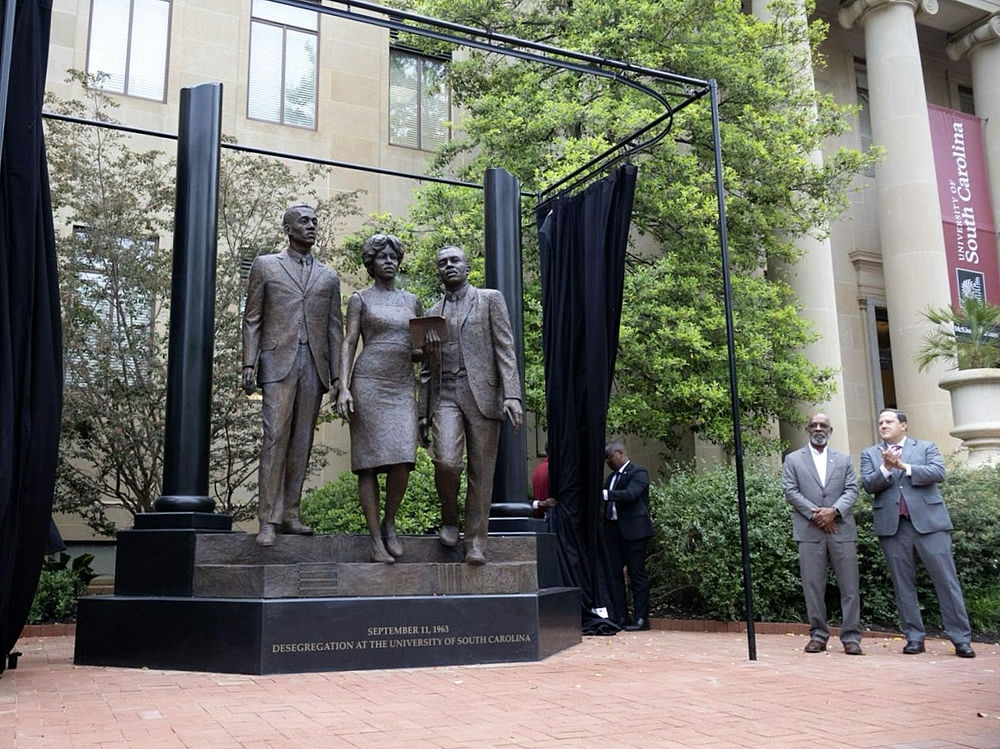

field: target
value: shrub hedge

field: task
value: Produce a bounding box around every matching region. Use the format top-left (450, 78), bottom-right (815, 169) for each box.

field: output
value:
top-left (300, 447), bottom-right (462, 536)
top-left (27, 552), bottom-right (97, 624)
top-left (648, 460), bottom-right (1000, 635)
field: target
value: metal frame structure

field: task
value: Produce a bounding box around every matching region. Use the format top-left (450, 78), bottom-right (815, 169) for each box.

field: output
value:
top-left (0, 0), bottom-right (757, 659)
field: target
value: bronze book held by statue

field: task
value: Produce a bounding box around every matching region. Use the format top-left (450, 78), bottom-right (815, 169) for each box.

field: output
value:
top-left (409, 315), bottom-right (448, 347)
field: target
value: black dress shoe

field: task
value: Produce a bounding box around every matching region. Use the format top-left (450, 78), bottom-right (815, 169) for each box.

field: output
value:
top-left (843, 642), bottom-right (864, 656)
top-left (624, 618), bottom-right (650, 631)
top-left (955, 643), bottom-right (976, 658)
top-left (902, 640), bottom-right (925, 654)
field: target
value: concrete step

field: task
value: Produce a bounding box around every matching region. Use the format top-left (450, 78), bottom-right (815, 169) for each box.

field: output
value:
top-left (193, 559), bottom-right (539, 598)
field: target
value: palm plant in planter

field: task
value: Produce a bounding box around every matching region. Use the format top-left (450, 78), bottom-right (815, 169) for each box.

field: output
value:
top-left (916, 297), bottom-right (1000, 466)
top-left (916, 297), bottom-right (1000, 371)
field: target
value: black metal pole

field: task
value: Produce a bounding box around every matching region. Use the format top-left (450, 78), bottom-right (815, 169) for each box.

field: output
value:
top-left (711, 81), bottom-right (757, 660)
top-left (154, 82), bottom-right (222, 513)
top-left (483, 167), bottom-right (529, 506)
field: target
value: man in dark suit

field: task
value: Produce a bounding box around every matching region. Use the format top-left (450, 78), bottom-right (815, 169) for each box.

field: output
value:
top-left (860, 408), bottom-right (975, 658)
top-left (782, 413), bottom-right (863, 655)
top-left (420, 246), bottom-right (523, 565)
top-left (602, 440), bottom-right (654, 631)
top-left (242, 205), bottom-right (343, 547)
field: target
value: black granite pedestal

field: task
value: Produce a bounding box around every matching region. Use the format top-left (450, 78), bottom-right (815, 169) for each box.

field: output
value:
top-left (74, 526), bottom-right (581, 674)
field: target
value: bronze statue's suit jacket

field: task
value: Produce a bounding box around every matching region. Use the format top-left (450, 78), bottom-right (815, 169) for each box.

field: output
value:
top-left (421, 285), bottom-right (521, 420)
top-left (242, 250), bottom-right (342, 390)
top-left (781, 445), bottom-right (858, 543)
top-left (860, 437), bottom-right (952, 537)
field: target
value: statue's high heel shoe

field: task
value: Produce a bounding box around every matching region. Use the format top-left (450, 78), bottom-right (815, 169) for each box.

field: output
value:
top-left (370, 536), bottom-right (394, 563)
top-left (381, 519), bottom-right (403, 558)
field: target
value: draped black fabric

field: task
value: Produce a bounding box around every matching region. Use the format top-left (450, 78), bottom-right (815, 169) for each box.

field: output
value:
top-left (536, 164), bottom-right (637, 626)
top-left (0, 0), bottom-right (62, 670)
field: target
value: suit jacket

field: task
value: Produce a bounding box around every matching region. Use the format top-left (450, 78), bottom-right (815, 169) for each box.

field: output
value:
top-left (242, 250), bottom-right (343, 391)
top-left (860, 437), bottom-right (952, 537)
top-left (420, 285), bottom-right (521, 420)
top-left (605, 462), bottom-right (654, 541)
top-left (781, 445), bottom-right (858, 543)
top-left (531, 458), bottom-right (549, 518)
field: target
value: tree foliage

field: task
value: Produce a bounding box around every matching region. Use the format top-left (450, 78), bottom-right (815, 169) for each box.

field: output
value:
top-left (357, 0), bottom-right (876, 452)
top-left (47, 71), bottom-right (361, 535)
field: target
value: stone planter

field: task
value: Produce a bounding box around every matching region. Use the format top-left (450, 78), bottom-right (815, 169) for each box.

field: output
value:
top-left (938, 368), bottom-right (1000, 467)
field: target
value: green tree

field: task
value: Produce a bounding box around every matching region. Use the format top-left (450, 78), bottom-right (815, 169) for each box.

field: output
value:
top-left (47, 71), bottom-right (361, 534)
top-left (46, 72), bottom-right (175, 535)
top-left (359, 0), bottom-right (875, 452)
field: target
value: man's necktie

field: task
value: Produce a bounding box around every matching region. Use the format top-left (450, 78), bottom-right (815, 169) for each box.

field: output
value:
top-left (890, 444), bottom-right (909, 517)
top-left (608, 470), bottom-right (620, 520)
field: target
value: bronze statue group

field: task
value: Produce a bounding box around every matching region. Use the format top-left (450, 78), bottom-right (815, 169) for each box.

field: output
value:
top-left (241, 205), bottom-right (522, 565)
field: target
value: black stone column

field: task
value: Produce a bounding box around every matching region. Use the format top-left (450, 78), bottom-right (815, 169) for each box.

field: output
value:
top-left (152, 82), bottom-right (226, 525)
top-left (483, 168), bottom-right (532, 524)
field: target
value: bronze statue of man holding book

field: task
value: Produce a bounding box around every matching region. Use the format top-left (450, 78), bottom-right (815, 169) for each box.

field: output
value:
top-left (419, 246), bottom-right (523, 565)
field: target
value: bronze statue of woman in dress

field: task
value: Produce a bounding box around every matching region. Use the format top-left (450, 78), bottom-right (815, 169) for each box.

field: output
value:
top-left (336, 234), bottom-right (422, 563)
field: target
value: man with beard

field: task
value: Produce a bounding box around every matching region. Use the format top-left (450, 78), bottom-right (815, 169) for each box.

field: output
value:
top-left (782, 413), bottom-right (863, 655)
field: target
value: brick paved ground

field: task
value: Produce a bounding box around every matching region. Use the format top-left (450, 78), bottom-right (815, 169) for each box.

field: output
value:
top-left (2, 627), bottom-right (998, 748)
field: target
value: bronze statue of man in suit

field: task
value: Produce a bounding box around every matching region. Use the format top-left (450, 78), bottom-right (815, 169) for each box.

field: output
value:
top-left (242, 205), bottom-right (343, 546)
top-left (420, 246), bottom-right (523, 565)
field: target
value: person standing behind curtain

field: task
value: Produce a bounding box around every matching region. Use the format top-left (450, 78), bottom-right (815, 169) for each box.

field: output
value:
top-left (336, 234), bottom-right (422, 563)
top-left (531, 447), bottom-right (556, 518)
top-left (782, 413), bottom-right (863, 655)
top-left (860, 408), bottom-right (975, 658)
top-left (602, 440), bottom-right (654, 631)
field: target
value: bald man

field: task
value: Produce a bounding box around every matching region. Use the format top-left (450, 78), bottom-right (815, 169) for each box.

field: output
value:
top-left (782, 413), bottom-right (863, 655)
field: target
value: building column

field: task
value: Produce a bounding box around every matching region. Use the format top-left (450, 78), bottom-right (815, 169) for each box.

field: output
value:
top-left (948, 15), bottom-right (1000, 269)
top-left (752, 0), bottom-right (850, 449)
top-left (840, 0), bottom-right (955, 442)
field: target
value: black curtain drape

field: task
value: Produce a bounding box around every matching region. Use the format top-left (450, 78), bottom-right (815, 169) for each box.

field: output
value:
top-left (0, 0), bottom-right (62, 671)
top-left (537, 164), bottom-right (637, 629)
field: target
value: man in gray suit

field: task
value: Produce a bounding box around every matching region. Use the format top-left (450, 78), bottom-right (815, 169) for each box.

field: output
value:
top-left (420, 246), bottom-right (523, 565)
top-left (242, 205), bottom-right (343, 546)
top-left (860, 408), bottom-right (975, 658)
top-left (782, 413), bottom-right (863, 655)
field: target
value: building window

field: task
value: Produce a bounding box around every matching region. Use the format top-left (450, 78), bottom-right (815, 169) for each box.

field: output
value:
top-left (855, 60), bottom-right (875, 178)
top-left (875, 305), bottom-right (896, 409)
top-left (389, 49), bottom-right (450, 150)
top-left (247, 0), bottom-right (319, 129)
top-left (86, 0), bottom-right (171, 101)
top-left (958, 85), bottom-right (976, 116)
